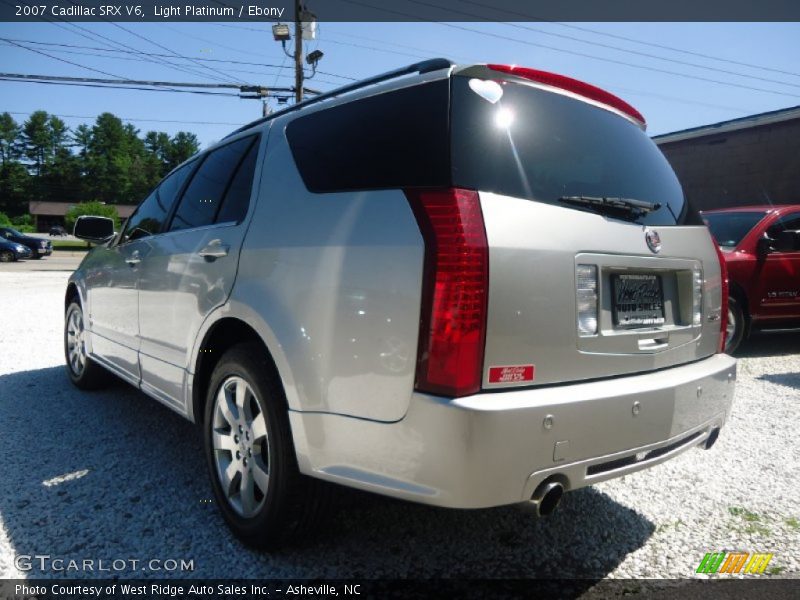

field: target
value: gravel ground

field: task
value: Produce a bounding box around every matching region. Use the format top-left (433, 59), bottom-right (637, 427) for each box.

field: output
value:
top-left (0, 270), bottom-right (798, 583)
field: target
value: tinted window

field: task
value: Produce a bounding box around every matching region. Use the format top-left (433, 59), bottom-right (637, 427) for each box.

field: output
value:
top-left (170, 136), bottom-right (254, 232)
top-left (216, 137), bottom-right (259, 224)
top-left (703, 211), bottom-right (768, 248)
top-left (451, 76), bottom-right (687, 226)
top-left (767, 213), bottom-right (800, 238)
top-left (286, 80), bottom-right (449, 192)
top-left (122, 162), bottom-right (194, 242)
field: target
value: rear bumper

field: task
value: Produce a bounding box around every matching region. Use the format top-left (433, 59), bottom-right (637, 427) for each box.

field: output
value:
top-left (290, 354), bottom-right (736, 508)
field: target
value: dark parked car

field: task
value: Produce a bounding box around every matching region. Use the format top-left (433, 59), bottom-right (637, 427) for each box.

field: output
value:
top-left (0, 238), bottom-right (33, 262)
top-left (0, 227), bottom-right (52, 259)
top-left (49, 225), bottom-right (68, 236)
top-left (702, 204), bottom-right (800, 353)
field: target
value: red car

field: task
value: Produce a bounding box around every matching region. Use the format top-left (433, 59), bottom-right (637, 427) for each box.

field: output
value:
top-left (702, 205), bottom-right (800, 353)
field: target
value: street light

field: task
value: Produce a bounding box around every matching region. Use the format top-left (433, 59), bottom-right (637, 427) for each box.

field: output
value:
top-left (272, 23), bottom-right (291, 41)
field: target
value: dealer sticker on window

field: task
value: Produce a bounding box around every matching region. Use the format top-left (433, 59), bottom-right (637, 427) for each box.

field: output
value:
top-left (488, 365), bottom-right (535, 384)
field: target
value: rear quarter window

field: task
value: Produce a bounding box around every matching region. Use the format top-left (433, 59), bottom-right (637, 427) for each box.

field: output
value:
top-left (286, 80), bottom-right (450, 192)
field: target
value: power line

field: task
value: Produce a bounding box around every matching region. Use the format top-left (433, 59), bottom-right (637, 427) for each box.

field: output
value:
top-left (0, 72), bottom-right (312, 101)
top-left (6, 110), bottom-right (245, 127)
top-left (107, 21), bottom-right (246, 85)
top-left (339, 0), bottom-right (800, 100)
top-left (446, 0), bottom-right (800, 90)
top-left (0, 78), bottom-right (243, 97)
top-left (0, 37), bottom-right (356, 81)
top-left (2, 38), bottom-right (123, 79)
top-left (0, 42), bottom-right (342, 88)
top-left (552, 24), bottom-right (800, 80)
top-left (51, 15), bottom-right (235, 83)
top-left (0, 72), bottom-right (244, 89)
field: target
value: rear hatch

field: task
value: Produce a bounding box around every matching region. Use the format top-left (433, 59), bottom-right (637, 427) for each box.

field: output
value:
top-left (450, 65), bottom-right (725, 389)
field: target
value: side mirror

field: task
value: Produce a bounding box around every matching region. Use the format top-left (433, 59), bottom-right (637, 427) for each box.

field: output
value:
top-left (774, 229), bottom-right (800, 253)
top-left (755, 235), bottom-right (773, 256)
top-left (73, 216), bottom-right (115, 243)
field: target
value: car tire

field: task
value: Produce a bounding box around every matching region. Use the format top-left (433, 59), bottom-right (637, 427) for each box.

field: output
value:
top-left (0, 250), bottom-right (14, 262)
top-left (203, 343), bottom-right (330, 549)
top-left (64, 301), bottom-right (110, 389)
top-left (724, 296), bottom-right (747, 354)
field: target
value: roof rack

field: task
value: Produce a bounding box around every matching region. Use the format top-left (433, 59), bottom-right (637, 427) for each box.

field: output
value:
top-left (224, 58), bottom-right (454, 139)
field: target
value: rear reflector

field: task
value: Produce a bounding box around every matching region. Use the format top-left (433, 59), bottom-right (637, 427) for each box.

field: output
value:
top-left (713, 240), bottom-right (729, 353)
top-left (487, 64), bottom-right (645, 126)
top-left (405, 188), bottom-right (489, 397)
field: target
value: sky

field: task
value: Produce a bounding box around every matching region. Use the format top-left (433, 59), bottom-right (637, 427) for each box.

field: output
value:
top-left (1, 21), bottom-right (799, 148)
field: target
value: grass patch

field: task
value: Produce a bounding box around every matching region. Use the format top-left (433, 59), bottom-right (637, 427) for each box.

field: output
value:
top-left (768, 566), bottom-right (785, 575)
top-left (656, 519), bottom-right (685, 533)
top-left (786, 517), bottom-right (799, 530)
top-left (728, 506), bottom-right (763, 522)
top-left (728, 507), bottom-right (771, 536)
top-left (52, 240), bottom-right (93, 251)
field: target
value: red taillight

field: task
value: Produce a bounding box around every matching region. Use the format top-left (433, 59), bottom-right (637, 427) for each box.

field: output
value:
top-left (713, 240), bottom-right (729, 353)
top-left (487, 64), bottom-right (646, 126)
top-left (405, 188), bottom-right (489, 397)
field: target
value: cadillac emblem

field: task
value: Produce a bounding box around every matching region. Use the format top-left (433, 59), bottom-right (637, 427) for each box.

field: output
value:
top-left (645, 229), bottom-right (662, 254)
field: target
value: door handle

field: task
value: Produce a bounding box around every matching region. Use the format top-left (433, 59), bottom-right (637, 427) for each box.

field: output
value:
top-left (125, 250), bottom-right (141, 266)
top-left (638, 337), bottom-right (669, 351)
top-left (198, 239), bottom-right (229, 260)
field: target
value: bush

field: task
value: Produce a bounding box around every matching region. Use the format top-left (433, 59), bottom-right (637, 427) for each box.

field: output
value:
top-left (65, 202), bottom-right (121, 233)
top-left (10, 214), bottom-right (35, 233)
top-left (0, 211), bottom-right (11, 227)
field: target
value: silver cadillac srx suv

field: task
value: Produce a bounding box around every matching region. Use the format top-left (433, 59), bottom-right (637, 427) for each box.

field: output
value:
top-left (65, 59), bottom-right (736, 548)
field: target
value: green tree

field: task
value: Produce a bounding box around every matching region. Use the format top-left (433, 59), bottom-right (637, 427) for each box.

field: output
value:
top-left (0, 112), bottom-right (21, 167)
top-left (21, 110), bottom-right (52, 176)
top-left (0, 210), bottom-right (11, 226)
top-left (0, 162), bottom-right (29, 216)
top-left (86, 113), bottom-right (132, 204)
top-left (167, 132), bottom-right (200, 170)
top-left (64, 201), bottom-right (120, 233)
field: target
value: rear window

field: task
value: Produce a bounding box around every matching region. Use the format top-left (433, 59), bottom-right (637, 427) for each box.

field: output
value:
top-left (286, 80), bottom-right (449, 192)
top-left (450, 76), bottom-right (689, 226)
top-left (703, 211), bottom-right (768, 248)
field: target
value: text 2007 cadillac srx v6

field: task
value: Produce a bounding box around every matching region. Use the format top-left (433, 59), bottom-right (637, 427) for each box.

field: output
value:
top-left (65, 60), bottom-right (736, 548)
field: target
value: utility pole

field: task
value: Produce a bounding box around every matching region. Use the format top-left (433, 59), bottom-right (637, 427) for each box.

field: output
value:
top-left (294, 0), bottom-right (303, 104)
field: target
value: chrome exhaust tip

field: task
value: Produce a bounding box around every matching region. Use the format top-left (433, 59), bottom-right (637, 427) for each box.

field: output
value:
top-left (704, 427), bottom-right (720, 450)
top-left (524, 480), bottom-right (564, 517)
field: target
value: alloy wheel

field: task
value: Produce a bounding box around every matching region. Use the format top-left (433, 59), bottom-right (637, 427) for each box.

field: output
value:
top-left (66, 307), bottom-right (87, 376)
top-left (211, 376), bottom-right (270, 518)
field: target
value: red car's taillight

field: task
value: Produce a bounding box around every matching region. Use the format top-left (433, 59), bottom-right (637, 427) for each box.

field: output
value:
top-left (405, 188), bottom-right (489, 397)
top-left (713, 240), bottom-right (729, 353)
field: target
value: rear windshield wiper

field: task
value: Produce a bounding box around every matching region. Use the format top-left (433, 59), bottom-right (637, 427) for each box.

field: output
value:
top-left (558, 195), bottom-right (662, 217)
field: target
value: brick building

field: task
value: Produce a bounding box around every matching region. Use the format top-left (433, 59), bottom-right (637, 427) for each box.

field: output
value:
top-left (653, 106), bottom-right (800, 212)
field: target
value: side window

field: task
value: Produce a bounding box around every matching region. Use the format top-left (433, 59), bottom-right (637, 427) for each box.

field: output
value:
top-left (767, 213), bottom-right (800, 239)
top-left (169, 136), bottom-right (255, 232)
top-left (285, 81), bottom-right (449, 192)
top-left (215, 137), bottom-right (259, 224)
top-left (121, 162), bottom-right (194, 243)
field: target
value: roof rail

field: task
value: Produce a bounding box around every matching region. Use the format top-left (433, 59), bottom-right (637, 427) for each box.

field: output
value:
top-left (224, 58), bottom-right (454, 139)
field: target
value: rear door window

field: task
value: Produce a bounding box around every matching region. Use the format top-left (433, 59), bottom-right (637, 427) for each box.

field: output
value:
top-left (169, 135), bottom-right (257, 232)
top-left (215, 138), bottom-right (260, 224)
